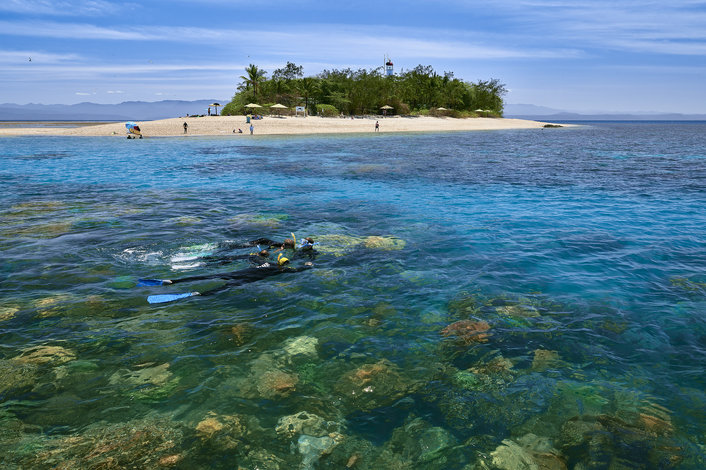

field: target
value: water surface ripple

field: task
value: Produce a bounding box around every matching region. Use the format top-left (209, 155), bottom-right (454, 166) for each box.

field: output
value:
top-left (0, 122), bottom-right (704, 468)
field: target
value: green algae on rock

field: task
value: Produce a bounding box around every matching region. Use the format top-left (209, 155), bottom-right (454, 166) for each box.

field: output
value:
top-left (13, 345), bottom-right (77, 366)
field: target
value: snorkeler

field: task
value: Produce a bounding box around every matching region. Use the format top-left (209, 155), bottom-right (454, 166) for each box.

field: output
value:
top-left (201, 249), bottom-right (271, 266)
top-left (232, 237), bottom-right (296, 251)
top-left (139, 254), bottom-right (313, 304)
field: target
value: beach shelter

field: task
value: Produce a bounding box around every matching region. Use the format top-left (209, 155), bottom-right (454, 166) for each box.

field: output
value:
top-left (125, 121), bottom-right (142, 138)
top-left (270, 103), bottom-right (287, 116)
top-left (244, 103), bottom-right (262, 109)
top-left (380, 104), bottom-right (394, 116)
top-left (210, 102), bottom-right (221, 115)
top-left (475, 109), bottom-right (485, 116)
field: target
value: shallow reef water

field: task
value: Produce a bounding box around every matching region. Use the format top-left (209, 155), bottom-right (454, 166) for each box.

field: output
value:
top-left (0, 122), bottom-right (705, 468)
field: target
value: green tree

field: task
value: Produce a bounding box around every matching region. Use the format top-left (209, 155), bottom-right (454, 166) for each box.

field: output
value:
top-left (296, 77), bottom-right (319, 111)
top-left (272, 61), bottom-right (303, 82)
top-left (239, 64), bottom-right (267, 98)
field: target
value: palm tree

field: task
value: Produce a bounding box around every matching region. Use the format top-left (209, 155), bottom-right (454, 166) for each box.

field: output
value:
top-left (240, 64), bottom-right (267, 98)
top-left (296, 77), bottom-right (319, 111)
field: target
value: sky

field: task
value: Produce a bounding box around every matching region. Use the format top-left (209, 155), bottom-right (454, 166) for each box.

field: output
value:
top-left (1, 0), bottom-right (705, 113)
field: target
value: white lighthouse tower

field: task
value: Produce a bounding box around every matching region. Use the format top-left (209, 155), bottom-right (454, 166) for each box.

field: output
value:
top-left (384, 55), bottom-right (394, 76)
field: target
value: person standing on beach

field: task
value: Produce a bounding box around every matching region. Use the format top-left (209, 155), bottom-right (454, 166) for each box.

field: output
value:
top-left (183, 122), bottom-right (188, 134)
top-left (375, 121), bottom-right (380, 132)
top-left (250, 124), bottom-right (254, 135)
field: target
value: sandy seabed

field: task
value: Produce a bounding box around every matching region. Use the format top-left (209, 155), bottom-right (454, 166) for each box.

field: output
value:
top-left (0, 115), bottom-right (561, 137)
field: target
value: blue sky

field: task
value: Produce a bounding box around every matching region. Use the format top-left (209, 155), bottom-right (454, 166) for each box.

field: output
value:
top-left (1, 0), bottom-right (705, 113)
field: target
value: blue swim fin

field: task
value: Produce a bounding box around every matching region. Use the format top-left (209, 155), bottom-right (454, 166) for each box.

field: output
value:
top-left (147, 292), bottom-right (198, 304)
top-left (138, 278), bottom-right (169, 286)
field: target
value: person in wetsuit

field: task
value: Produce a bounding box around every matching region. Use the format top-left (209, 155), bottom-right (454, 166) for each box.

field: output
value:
top-left (232, 237), bottom-right (296, 251)
top-left (142, 255), bottom-right (312, 300)
top-left (201, 249), bottom-right (271, 266)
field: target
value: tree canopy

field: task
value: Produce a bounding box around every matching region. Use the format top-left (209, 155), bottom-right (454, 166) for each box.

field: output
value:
top-left (222, 62), bottom-right (507, 117)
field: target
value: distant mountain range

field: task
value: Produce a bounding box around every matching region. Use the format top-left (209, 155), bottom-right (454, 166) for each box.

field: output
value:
top-left (0, 100), bottom-right (225, 121)
top-left (504, 103), bottom-right (706, 121)
top-left (1, 100), bottom-right (704, 121)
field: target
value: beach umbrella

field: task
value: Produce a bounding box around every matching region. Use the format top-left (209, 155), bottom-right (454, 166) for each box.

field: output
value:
top-left (270, 103), bottom-right (287, 116)
top-left (380, 105), bottom-right (393, 110)
top-left (244, 103), bottom-right (262, 109)
top-left (210, 102), bottom-right (221, 115)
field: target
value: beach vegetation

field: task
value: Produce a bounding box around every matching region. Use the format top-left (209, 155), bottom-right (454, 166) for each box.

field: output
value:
top-left (316, 104), bottom-right (339, 117)
top-left (226, 62), bottom-right (508, 116)
top-left (238, 64), bottom-right (267, 98)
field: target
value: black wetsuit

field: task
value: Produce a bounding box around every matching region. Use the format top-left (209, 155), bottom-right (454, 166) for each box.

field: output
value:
top-left (201, 252), bottom-right (270, 266)
top-left (221, 238), bottom-right (287, 250)
top-left (169, 263), bottom-right (312, 296)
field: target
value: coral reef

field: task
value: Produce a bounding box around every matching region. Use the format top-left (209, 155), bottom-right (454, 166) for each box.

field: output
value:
top-left (0, 306), bottom-right (19, 322)
top-left (488, 433), bottom-right (566, 470)
top-left (496, 304), bottom-right (540, 318)
top-left (334, 359), bottom-right (416, 412)
top-left (108, 363), bottom-right (179, 400)
top-left (363, 236), bottom-right (406, 250)
top-left (13, 345), bottom-right (77, 366)
top-left (441, 319), bottom-right (491, 344)
top-left (275, 411), bottom-right (340, 439)
top-left (256, 369), bottom-right (299, 399)
top-left (228, 212), bottom-right (288, 228)
top-left (21, 415), bottom-right (185, 468)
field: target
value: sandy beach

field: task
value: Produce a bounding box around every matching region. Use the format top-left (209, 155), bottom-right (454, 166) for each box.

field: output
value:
top-left (0, 115), bottom-right (561, 137)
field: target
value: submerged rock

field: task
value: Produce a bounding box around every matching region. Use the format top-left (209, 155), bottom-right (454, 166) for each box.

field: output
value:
top-left (275, 411), bottom-right (340, 439)
top-left (531, 349), bottom-right (563, 371)
top-left (363, 236), bottom-right (406, 251)
top-left (228, 212), bottom-right (288, 228)
top-left (256, 369), bottom-right (299, 398)
top-left (26, 415), bottom-right (185, 468)
top-left (230, 322), bottom-right (254, 346)
top-left (334, 359), bottom-right (416, 412)
top-left (314, 234), bottom-right (364, 257)
top-left (194, 412), bottom-right (247, 450)
top-left (169, 215), bottom-right (201, 225)
top-left (33, 294), bottom-right (74, 318)
top-left (496, 304), bottom-right (540, 318)
top-left (441, 319), bottom-right (491, 344)
top-left (558, 414), bottom-right (683, 469)
top-left (108, 363), bottom-right (179, 400)
top-left (298, 434), bottom-right (338, 470)
top-left (490, 433), bottom-right (566, 470)
top-left (283, 335), bottom-right (319, 358)
top-left (0, 360), bottom-right (39, 396)
top-left (0, 306), bottom-right (19, 322)
top-left (13, 345), bottom-right (77, 366)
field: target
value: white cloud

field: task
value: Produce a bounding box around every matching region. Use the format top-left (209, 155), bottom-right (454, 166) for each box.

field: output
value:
top-left (0, 0), bottom-right (123, 16)
top-left (0, 49), bottom-right (83, 64)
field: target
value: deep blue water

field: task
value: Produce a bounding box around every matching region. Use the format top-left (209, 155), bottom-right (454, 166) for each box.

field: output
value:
top-left (0, 122), bottom-right (704, 468)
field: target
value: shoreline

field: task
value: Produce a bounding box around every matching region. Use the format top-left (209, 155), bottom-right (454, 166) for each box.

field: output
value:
top-left (0, 115), bottom-right (565, 137)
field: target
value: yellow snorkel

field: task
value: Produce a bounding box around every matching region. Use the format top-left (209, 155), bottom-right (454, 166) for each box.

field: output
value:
top-left (291, 232), bottom-right (296, 248)
top-left (277, 253), bottom-right (289, 266)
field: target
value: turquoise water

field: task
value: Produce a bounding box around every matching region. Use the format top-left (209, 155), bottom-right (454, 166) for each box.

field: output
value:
top-left (1, 123), bottom-right (704, 468)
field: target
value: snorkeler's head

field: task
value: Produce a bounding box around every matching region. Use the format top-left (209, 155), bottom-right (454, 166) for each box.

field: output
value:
top-left (259, 249), bottom-right (269, 257)
top-left (283, 238), bottom-right (295, 249)
top-left (301, 237), bottom-right (315, 250)
top-left (277, 253), bottom-right (290, 266)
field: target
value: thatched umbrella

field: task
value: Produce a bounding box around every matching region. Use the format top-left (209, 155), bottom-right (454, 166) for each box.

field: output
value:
top-left (210, 102), bottom-right (221, 115)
